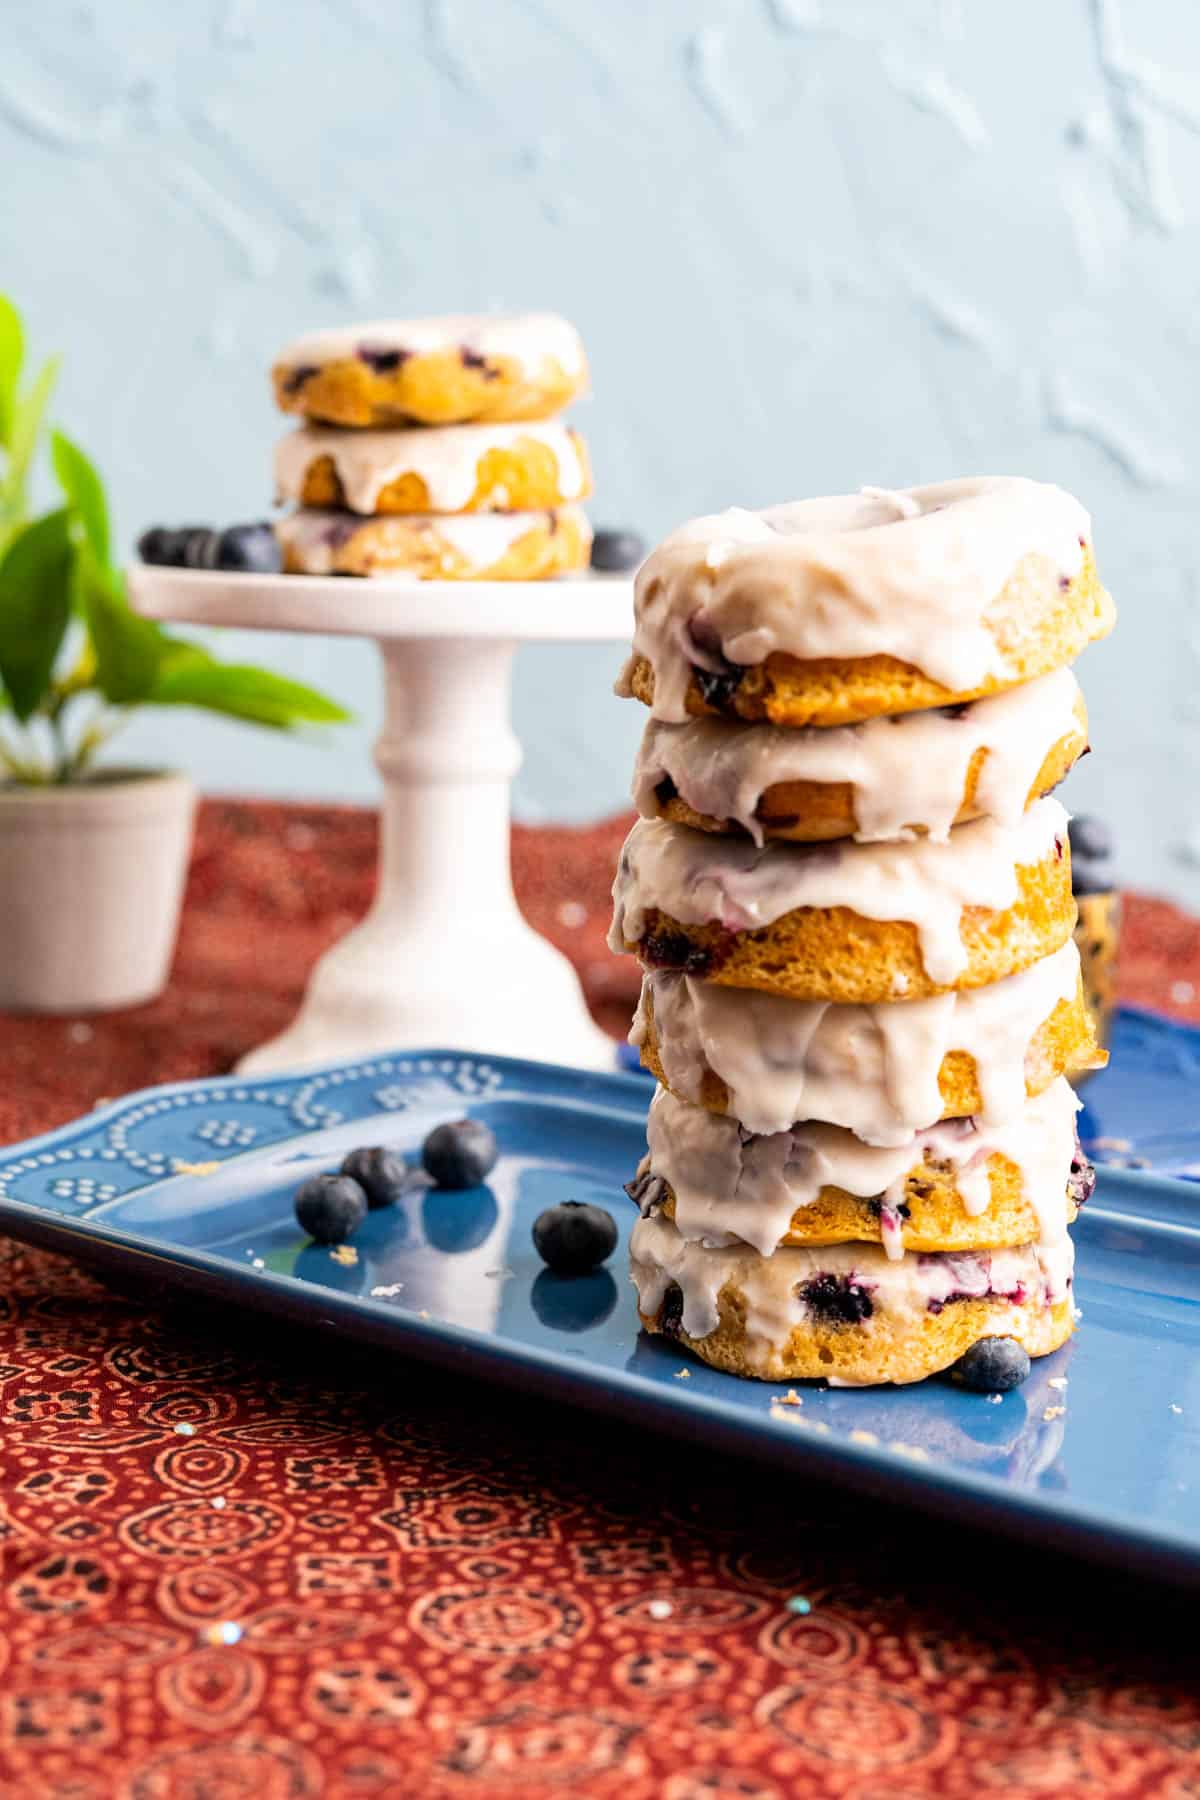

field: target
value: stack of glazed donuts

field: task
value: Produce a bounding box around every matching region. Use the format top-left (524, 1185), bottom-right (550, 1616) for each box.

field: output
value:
top-left (269, 313), bottom-right (593, 579)
top-left (608, 478), bottom-right (1117, 1387)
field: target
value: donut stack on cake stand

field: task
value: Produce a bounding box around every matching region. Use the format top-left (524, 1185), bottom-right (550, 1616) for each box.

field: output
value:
top-left (609, 479), bottom-right (1117, 1388)
top-left (131, 313), bottom-right (630, 1075)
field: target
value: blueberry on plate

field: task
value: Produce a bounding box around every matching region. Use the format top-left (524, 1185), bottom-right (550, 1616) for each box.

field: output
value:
top-left (1069, 815), bottom-right (1115, 895)
top-left (216, 521), bottom-right (282, 574)
top-left (339, 1145), bottom-right (411, 1209)
top-left (294, 1172), bottom-right (367, 1244)
top-left (1068, 814), bottom-right (1112, 863)
top-left (950, 1336), bottom-right (1031, 1393)
top-left (532, 1200), bottom-right (617, 1275)
top-left (1067, 1131), bottom-right (1096, 1207)
top-left (590, 528), bottom-right (646, 574)
top-left (1071, 859), bottom-right (1112, 897)
top-left (138, 525), bottom-right (208, 567)
top-left (421, 1118), bottom-right (498, 1190)
top-left (181, 526), bottom-right (222, 570)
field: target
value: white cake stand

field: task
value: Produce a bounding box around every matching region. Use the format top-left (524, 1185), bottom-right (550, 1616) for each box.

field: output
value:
top-left (128, 567), bottom-right (633, 1075)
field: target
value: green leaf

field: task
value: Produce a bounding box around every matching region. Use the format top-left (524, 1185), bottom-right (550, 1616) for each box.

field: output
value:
top-left (0, 294), bottom-right (23, 450)
top-left (51, 429), bottom-right (111, 567)
top-left (3, 353), bottom-right (60, 519)
top-left (81, 562), bottom-right (166, 704)
top-left (157, 635), bottom-right (218, 677)
top-left (0, 510), bottom-right (74, 720)
top-left (149, 660), bottom-right (350, 729)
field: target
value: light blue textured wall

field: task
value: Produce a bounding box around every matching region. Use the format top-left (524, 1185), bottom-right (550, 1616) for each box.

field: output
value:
top-left (4, 0), bottom-right (1196, 898)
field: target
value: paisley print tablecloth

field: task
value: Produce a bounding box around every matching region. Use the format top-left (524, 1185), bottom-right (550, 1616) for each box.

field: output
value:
top-left (0, 800), bottom-right (1196, 1799)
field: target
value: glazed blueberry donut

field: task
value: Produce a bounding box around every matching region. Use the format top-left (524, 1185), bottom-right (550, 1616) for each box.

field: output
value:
top-left (272, 313), bottom-right (588, 427)
top-left (276, 505), bottom-right (592, 580)
top-left (619, 479), bottom-right (1115, 728)
top-left (274, 423), bottom-right (592, 516)
top-left (634, 669), bottom-right (1088, 846)
top-left (609, 799), bottom-right (1076, 1005)
top-left (633, 940), bottom-right (1103, 1142)
top-left (630, 1211), bottom-right (1075, 1386)
top-left (628, 1078), bottom-right (1088, 1260)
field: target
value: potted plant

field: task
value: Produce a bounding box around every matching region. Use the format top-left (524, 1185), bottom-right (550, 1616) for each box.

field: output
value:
top-left (0, 293), bottom-right (348, 1012)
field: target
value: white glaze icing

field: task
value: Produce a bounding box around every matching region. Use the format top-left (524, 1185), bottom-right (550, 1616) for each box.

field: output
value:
top-left (609, 799), bottom-right (1068, 987)
top-left (618, 477), bottom-right (1092, 721)
top-left (276, 312), bottom-right (587, 378)
top-left (274, 422), bottom-right (588, 516)
top-left (632, 668), bottom-right (1083, 847)
top-left (629, 1211), bottom-right (1075, 1356)
top-left (860, 484), bottom-right (922, 519)
top-left (633, 939), bottom-right (1084, 1143)
top-left (633, 1077), bottom-right (1081, 1259)
top-left (276, 506), bottom-right (586, 576)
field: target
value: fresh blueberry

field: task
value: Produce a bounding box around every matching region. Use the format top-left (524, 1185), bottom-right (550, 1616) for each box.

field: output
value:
top-left (1071, 855), bottom-right (1113, 897)
top-left (591, 528), bottom-right (646, 573)
top-left (459, 346), bottom-right (499, 379)
top-left (216, 522), bottom-right (282, 574)
top-left (181, 527), bottom-right (222, 570)
top-left (951, 1336), bottom-right (1031, 1393)
top-left (1068, 815), bottom-right (1112, 863)
top-left (283, 363), bottom-right (318, 395)
top-left (421, 1118), bottom-right (498, 1190)
top-left (357, 344), bottom-right (409, 373)
top-left (532, 1199), bottom-right (617, 1274)
top-left (640, 928), bottom-right (720, 977)
top-left (138, 527), bottom-right (182, 566)
top-left (692, 664), bottom-right (746, 711)
top-left (1067, 1131), bottom-right (1096, 1207)
top-left (138, 526), bottom-right (208, 567)
top-left (294, 1173), bottom-right (367, 1244)
top-left (659, 1280), bottom-right (685, 1338)
top-left (799, 1272), bottom-right (875, 1325)
top-left (338, 1145), bottom-right (412, 1210)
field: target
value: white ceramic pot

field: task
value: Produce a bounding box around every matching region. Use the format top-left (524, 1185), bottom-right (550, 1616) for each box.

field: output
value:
top-left (0, 771), bottom-right (196, 1013)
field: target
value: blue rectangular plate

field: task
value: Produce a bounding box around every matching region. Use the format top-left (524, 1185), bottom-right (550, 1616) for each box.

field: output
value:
top-left (0, 1040), bottom-right (1197, 1583)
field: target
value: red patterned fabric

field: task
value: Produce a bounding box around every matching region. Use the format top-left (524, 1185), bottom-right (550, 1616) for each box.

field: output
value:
top-left (0, 799), bottom-right (1197, 1799)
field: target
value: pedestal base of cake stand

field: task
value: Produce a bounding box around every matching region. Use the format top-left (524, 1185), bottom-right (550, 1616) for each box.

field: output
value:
top-left (128, 568), bottom-right (634, 1074)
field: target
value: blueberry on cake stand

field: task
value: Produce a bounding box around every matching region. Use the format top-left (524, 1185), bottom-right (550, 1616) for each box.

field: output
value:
top-left (128, 566), bottom-right (632, 1074)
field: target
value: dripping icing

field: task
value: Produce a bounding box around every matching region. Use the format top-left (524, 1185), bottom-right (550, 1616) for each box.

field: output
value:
top-left (633, 939), bottom-right (1086, 1142)
top-left (276, 312), bottom-right (587, 378)
top-left (629, 1212), bottom-right (1075, 1353)
top-left (274, 422), bottom-right (587, 515)
top-left (276, 506), bottom-right (585, 574)
top-left (609, 799), bottom-right (1068, 986)
top-left (635, 1077), bottom-right (1082, 1258)
top-left (632, 668), bottom-right (1083, 847)
top-left (619, 477), bottom-right (1093, 720)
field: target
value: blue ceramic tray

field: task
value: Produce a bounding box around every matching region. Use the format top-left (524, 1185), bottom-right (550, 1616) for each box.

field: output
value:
top-left (0, 1027), bottom-right (1197, 1583)
top-left (1076, 1007), bottom-right (1200, 1177)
